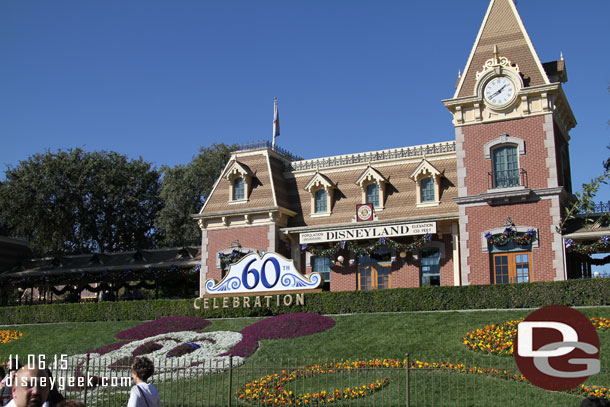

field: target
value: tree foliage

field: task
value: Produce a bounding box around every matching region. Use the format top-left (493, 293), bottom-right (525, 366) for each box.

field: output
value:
top-left (156, 143), bottom-right (236, 247)
top-left (0, 149), bottom-right (162, 255)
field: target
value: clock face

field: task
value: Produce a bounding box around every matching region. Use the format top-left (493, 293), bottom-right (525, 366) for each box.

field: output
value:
top-left (484, 76), bottom-right (516, 108)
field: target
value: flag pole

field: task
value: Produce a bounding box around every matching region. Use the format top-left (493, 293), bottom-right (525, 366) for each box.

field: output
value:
top-left (272, 97), bottom-right (279, 150)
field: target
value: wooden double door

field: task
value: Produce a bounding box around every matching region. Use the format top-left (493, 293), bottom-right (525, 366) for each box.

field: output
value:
top-left (492, 252), bottom-right (531, 284)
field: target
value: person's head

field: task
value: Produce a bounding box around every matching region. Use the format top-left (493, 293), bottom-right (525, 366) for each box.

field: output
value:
top-left (11, 365), bottom-right (49, 407)
top-left (56, 400), bottom-right (85, 407)
top-left (131, 357), bottom-right (154, 383)
top-left (581, 396), bottom-right (610, 407)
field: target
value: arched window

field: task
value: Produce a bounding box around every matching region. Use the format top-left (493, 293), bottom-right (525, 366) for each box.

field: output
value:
top-left (315, 189), bottom-right (327, 213)
top-left (366, 184), bottom-right (380, 208)
top-left (421, 178), bottom-right (435, 202)
top-left (492, 145), bottom-right (519, 188)
top-left (233, 177), bottom-right (245, 200)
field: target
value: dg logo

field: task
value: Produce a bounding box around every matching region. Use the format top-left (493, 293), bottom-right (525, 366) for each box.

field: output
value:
top-left (514, 305), bottom-right (600, 391)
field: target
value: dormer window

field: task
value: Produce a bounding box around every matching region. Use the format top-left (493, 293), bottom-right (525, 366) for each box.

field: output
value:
top-left (305, 172), bottom-right (335, 216)
top-left (233, 177), bottom-right (245, 200)
top-left (314, 189), bottom-right (328, 213)
top-left (366, 184), bottom-right (380, 208)
top-left (410, 159), bottom-right (442, 207)
top-left (420, 177), bottom-right (435, 202)
top-left (356, 166), bottom-right (387, 211)
top-left (224, 160), bottom-right (253, 203)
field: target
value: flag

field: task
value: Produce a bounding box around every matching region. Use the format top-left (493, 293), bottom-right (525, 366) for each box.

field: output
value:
top-left (272, 97), bottom-right (280, 147)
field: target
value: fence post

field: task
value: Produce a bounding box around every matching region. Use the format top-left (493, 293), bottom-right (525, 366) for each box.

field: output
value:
top-left (405, 353), bottom-right (410, 407)
top-left (83, 353), bottom-right (90, 407)
top-left (228, 355), bottom-right (233, 407)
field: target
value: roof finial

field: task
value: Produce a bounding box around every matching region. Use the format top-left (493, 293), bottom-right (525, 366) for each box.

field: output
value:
top-left (493, 45), bottom-right (499, 62)
top-left (457, 69), bottom-right (461, 79)
top-left (560, 51), bottom-right (564, 61)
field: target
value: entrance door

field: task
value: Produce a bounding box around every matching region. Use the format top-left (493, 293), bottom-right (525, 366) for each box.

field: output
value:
top-left (357, 252), bottom-right (391, 290)
top-left (492, 252), bottom-right (531, 284)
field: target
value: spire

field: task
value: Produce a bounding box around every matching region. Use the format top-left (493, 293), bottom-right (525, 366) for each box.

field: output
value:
top-left (454, 0), bottom-right (549, 99)
top-left (272, 97), bottom-right (280, 149)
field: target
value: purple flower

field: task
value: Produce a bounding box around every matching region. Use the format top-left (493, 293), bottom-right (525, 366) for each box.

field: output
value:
top-left (602, 236), bottom-right (610, 244)
top-left (484, 232), bottom-right (492, 239)
top-left (424, 233), bottom-right (432, 242)
top-left (222, 313), bottom-right (335, 358)
top-left (115, 316), bottom-right (211, 340)
top-left (526, 229), bottom-right (535, 237)
top-left (565, 239), bottom-right (574, 248)
top-left (340, 240), bottom-right (346, 249)
top-left (380, 237), bottom-right (386, 245)
top-left (503, 228), bottom-right (513, 236)
top-left (301, 244), bottom-right (307, 251)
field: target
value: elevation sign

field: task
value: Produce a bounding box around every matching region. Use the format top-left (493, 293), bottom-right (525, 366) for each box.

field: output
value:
top-left (299, 222), bottom-right (436, 244)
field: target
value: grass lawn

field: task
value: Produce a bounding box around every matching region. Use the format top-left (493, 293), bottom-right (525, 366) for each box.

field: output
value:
top-left (2, 307), bottom-right (609, 406)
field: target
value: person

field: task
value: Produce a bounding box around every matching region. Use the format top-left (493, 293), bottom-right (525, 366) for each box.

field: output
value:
top-left (127, 358), bottom-right (160, 407)
top-left (43, 370), bottom-right (63, 407)
top-left (1, 359), bottom-right (23, 406)
top-left (581, 396), bottom-right (610, 407)
top-left (7, 365), bottom-right (49, 407)
top-left (55, 401), bottom-right (85, 407)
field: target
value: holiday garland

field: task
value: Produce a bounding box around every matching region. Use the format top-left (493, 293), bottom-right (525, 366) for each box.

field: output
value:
top-left (565, 235), bottom-right (610, 255)
top-left (301, 234), bottom-right (433, 257)
top-left (485, 228), bottom-right (535, 247)
top-left (218, 249), bottom-right (253, 267)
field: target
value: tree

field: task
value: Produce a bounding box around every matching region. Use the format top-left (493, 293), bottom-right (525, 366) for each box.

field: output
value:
top-left (156, 143), bottom-right (236, 247)
top-left (0, 149), bottom-right (162, 255)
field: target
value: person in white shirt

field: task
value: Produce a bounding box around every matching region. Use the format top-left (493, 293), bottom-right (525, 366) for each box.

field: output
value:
top-left (6, 365), bottom-right (49, 407)
top-left (127, 358), bottom-right (160, 407)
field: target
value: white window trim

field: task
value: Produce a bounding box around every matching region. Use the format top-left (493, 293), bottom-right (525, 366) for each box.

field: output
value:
top-left (484, 134), bottom-right (525, 160)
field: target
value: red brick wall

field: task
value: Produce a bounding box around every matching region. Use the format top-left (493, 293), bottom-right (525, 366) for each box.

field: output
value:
top-left (321, 236), bottom-right (455, 291)
top-left (205, 225), bottom-right (271, 281)
top-left (464, 200), bottom-right (555, 285)
top-left (461, 116), bottom-right (549, 195)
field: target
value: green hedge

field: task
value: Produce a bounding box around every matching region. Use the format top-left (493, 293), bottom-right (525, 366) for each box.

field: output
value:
top-left (3, 278), bottom-right (610, 324)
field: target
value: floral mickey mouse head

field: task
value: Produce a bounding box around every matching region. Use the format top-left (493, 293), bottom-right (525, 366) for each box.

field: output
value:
top-left (70, 313), bottom-right (336, 383)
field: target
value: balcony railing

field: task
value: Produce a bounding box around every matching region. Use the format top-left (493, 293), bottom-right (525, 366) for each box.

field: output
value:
top-left (488, 168), bottom-right (528, 189)
top-left (579, 201), bottom-right (610, 214)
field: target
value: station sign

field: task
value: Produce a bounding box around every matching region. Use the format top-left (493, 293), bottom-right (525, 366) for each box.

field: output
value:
top-left (299, 222), bottom-right (436, 244)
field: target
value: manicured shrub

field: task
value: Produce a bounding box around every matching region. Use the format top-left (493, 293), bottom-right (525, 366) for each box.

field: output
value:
top-left (3, 279), bottom-right (610, 324)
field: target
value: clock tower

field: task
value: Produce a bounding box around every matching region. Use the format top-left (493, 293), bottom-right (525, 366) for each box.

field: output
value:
top-left (443, 0), bottom-right (576, 285)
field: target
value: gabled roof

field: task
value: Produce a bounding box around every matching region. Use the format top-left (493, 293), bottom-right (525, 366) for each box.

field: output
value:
top-left (409, 159), bottom-right (442, 181)
top-left (355, 166), bottom-right (387, 187)
top-left (454, 0), bottom-right (549, 99)
top-left (224, 160), bottom-right (253, 179)
top-left (304, 172), bottom-right (335, 192)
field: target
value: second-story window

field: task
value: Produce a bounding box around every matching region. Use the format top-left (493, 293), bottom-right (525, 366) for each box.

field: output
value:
top-left (233, 177), bottom-right (245, 200)
top-left (421, 178), bottom-right (435, 202)
top-left (315, 189), bottom-right (328, 213)
top-left (493, 145), bottom-right (519, 188)
top-left (366, 183), bottom-right (380, 208)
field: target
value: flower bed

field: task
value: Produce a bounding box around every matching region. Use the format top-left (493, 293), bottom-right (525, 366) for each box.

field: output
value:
top-left (0, 329), bottom-right (23, 344)
top-left (235, 360), bottom-right (392, 405)
top-left (115, 316), bottom-right (210, 340)
top-left (223, 312), bottom-right (335, 358)
top-left (236, 358), bottom-right (609, 405)
top-left (463, 317), bottom-right (610, 355)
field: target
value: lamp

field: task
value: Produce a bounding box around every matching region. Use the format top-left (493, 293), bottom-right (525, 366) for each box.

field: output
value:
top-left (399, 251), bottom-right (407, 258)
top-left (337, 255), bottom-right (345, 264)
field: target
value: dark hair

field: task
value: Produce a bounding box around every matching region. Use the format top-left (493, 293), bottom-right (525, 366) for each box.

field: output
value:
top-left (56, 401), bottom-right (86, 407)
top-left (0, 367), bottom-right (5, 379)
top-left (131, 357), bottom-right (154, 382)
top-left (581, 396), bottom-right (610, 407)
top-left (7, 358), bottom-right (22, 372)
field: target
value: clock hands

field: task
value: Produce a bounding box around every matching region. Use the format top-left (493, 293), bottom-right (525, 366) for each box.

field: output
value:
top-left (487, 84), bottom-right (507, 100)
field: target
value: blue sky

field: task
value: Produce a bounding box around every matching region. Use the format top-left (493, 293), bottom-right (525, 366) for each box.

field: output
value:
top-left (1, 0), bottom-right (609, 202)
